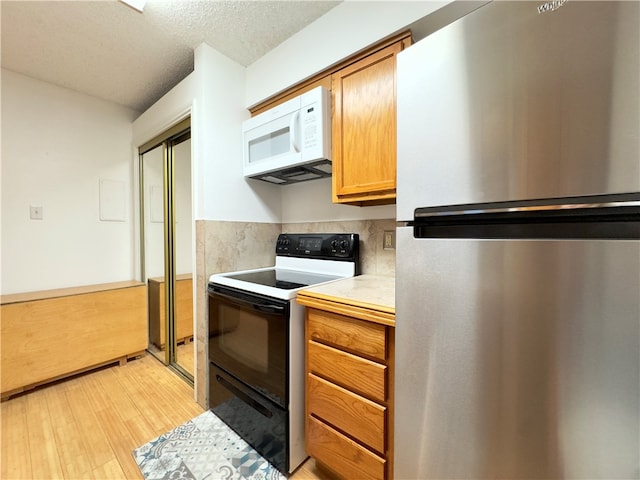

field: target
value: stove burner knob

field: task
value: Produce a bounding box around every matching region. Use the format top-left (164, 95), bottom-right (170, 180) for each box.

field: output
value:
top-left (331, 239), bottom-right (338, 248)
top-left (339, 239), bottom-right (349, 249)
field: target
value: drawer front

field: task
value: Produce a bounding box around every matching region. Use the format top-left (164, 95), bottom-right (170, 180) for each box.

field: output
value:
top-left (307, 415), bottom-right (386, 480)
top-left (308, 341), bottom-right (387, 403)
top-left (308, 309), bottom-right (386, 361)
top-left (307, 373), bottom-right (386, 453)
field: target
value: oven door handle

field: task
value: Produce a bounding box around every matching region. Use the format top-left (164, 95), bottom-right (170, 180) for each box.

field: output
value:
top-left (211, 288), bottom-right (286, 315)
top-left (252, 303), bottom-right (285, 314)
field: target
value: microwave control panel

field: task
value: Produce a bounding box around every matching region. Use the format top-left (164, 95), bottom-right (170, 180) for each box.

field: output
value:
top-left (302, 105), bottom-right (320, 151)
top-left (299, 87), bottom-right (331, 161)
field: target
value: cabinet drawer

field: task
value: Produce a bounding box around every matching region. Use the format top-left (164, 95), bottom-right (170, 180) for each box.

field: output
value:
top-left (308, 373), bottom-right (386, 453)
top-left (307, 415), bottom-right (386, 480)
top-left (308, 341), bottom-right (386, 403)
top-left (308, 309), bottom-right (386, 361)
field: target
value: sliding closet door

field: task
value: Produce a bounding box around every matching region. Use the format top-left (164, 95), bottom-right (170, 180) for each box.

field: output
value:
top-left (141, 144), bottom-right (167, 363)
top-left (139, 119), bottom-right (193, 383)
top-left (171, 133), bottom-right (194, 378)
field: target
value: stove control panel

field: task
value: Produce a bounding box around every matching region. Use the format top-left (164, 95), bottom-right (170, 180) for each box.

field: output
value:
top-left (276, 233), bottom-right (359, 261)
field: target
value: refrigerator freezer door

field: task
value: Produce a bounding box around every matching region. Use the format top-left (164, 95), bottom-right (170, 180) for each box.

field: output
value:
top-left (396, 1), bottom-right (640, 221)
top-left (395, 226), bottom-right (639, 479)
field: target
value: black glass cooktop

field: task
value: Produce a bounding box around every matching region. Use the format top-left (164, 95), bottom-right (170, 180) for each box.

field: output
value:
top-left (225, 269), bottom-right (340, 290)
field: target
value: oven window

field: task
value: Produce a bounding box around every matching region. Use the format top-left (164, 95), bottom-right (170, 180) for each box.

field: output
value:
top-left (217, 303), bottom-right (269, 373)
top-left (208, 287), bottom-right (288, 407)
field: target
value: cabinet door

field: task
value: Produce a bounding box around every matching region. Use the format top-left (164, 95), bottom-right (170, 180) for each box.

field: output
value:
top-left (332, 41), bottom-right (403, 205)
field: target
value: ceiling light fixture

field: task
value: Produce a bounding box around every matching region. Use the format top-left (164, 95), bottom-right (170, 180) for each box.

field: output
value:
top-left (120, 0), bottom-right (146, 13)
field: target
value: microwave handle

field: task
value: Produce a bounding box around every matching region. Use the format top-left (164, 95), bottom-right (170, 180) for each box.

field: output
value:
top-left (290, 111), bottom-right (301, 153)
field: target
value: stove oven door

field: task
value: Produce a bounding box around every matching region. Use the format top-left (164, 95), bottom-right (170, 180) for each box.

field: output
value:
top-left (208, 283), bottom-right (288, 407)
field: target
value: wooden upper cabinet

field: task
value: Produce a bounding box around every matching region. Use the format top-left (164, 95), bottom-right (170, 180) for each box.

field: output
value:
top-left (331, 39), bottom-right (408, 206)
top-left (248, 32), bottom-right (412, 206)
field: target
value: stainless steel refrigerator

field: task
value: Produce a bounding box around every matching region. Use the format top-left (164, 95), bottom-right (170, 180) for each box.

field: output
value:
top-left (395, 1), bottom-right (639, 479)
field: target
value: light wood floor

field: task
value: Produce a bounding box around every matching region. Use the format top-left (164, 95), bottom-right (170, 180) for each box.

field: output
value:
top-left (147, 338), bottom-right (195, 377)
top-left (1, 353), bottom-right (334, 480)
top-left (176, 340), bottom-right (194, 376)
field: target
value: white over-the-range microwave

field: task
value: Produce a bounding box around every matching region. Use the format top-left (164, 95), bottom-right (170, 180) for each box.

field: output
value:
top-left (242, 86), bottom-right (331, 185)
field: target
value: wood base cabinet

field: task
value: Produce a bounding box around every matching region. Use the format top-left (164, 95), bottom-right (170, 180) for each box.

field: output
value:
top-left (300, 302), bottom-right (395, 480)
top-left (148, 274), bottom-right (193, 348)
top-left (0, 281), bottom-right (146, 397)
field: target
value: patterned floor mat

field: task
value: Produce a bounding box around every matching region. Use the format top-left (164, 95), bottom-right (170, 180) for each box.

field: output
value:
top-left (132, 410), bottom-right (286, 480)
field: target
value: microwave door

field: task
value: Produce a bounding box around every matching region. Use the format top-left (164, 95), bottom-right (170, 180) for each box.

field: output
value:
top-left (243, 107), bottom-right (302, 178)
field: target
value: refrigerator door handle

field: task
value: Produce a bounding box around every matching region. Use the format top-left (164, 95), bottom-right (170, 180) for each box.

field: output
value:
top-left (414, 193), bottom-right (640, 220)
top-left (412, 195), bottom-right (640, 241)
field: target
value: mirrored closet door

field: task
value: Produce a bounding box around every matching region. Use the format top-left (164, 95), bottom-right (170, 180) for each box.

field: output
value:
top-left (139, 118), bottom-right (194, 383)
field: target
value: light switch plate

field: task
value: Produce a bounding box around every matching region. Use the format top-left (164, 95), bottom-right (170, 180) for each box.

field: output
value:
top-left (30, 205), bottom-right (43, 220)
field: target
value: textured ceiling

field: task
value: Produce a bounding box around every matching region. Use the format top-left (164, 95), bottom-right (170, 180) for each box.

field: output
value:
top-left (1, 0), bottom-right (341, 112)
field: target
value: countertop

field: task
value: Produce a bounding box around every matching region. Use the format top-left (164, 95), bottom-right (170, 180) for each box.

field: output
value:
top-left (297, 274), bottom-right (395, 326)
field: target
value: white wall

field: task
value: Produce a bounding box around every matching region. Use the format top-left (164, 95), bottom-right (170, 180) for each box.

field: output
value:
top-left (193, 43), bottom-right (280, 223)
top-left (1, 69), bottom-right (139, 294)
top-left (280, 178), bottom-right (396, 223)
top-left (245, 1), bottom-right (449, 107)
